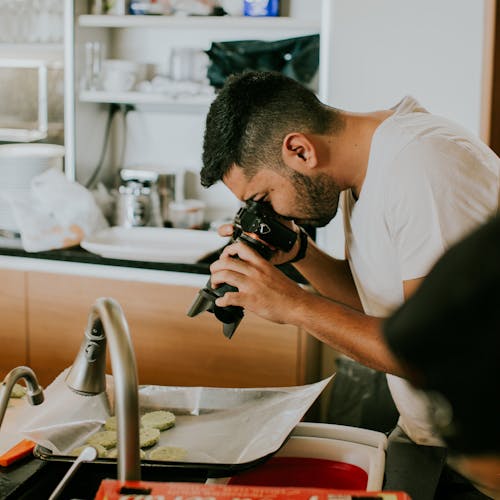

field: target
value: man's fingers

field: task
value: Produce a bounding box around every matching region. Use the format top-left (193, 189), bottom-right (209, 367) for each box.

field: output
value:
top-left (210, 253), bottom-right (250, 276)
top-left (219, 241), bottom-right (267, 265)
top-left (210, 268), bottom-right (244, 288)
top-left (215, 291), bottom-right (240, 308)
top-left (217, 223), bottom-right (234, 237)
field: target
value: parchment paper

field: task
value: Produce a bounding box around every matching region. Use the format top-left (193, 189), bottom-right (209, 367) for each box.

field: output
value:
top-left (16, 369), bottom-right (332, 465)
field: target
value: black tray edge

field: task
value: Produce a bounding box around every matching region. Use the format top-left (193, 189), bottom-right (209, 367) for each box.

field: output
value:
top-left (33, 444), bottom-right (275, 478)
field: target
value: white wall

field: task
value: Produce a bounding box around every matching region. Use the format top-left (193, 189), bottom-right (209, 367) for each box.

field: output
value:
top-left (317, 0), bottom-right (491, 256)
top-left (324, 0), bottom-right (488, 134)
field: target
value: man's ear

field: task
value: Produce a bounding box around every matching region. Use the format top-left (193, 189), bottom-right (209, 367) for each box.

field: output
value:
top-left (282, 133), bottom-right (318, 172)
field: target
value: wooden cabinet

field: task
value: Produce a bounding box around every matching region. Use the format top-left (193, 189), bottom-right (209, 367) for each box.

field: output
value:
top-left (0, 269), bottom-right (28, 378)
top-left (21, 270), bottom-right (319, 389)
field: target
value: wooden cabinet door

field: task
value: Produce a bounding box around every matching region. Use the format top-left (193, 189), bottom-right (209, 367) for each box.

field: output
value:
top-left (0, 269), bottom-right (27, 378)
top-left (27, 271), bottom-right (319, 388)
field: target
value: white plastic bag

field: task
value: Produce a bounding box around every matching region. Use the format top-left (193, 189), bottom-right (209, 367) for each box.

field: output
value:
top-left (7, 168), bottom-right (109, 252)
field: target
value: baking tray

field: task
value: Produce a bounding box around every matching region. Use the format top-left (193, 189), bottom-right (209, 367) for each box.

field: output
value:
top-left (23, 374), bottom-right (332, 477)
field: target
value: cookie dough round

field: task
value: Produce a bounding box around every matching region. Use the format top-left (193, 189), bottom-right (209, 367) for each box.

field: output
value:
top-left (139, 427), bottom-right (160, 448)
top-left (10, 383), bottom-right (27, 399)
top-left (70, 444), bottom-right (107, 458)
top-left (141, 410), bottom-right (176, 431)
top-left (104, 415), bottom-right (117, 431)
top-left (149, 446), bottom-right (187, 462)
top-left (106, 448), bottom-right (146, 459)
top-left (87, 430), bottom-right (118, 449)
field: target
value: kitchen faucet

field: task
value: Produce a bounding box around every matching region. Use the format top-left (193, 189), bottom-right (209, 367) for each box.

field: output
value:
top-left (0, 366), bottom-right (44, 428)
top-left (65, 297), bottom-right (141, 481)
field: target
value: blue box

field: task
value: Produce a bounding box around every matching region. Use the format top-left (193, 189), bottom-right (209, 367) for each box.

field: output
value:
top-left (244, 0), bottom-right (279, 17)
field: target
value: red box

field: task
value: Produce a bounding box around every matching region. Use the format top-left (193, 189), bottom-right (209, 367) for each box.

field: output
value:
top-left (95, 480), bottom-right (411, 500)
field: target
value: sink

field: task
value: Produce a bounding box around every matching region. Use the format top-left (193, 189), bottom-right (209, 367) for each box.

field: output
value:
top-left (13, 461), bottom-right (209, 500)
top-left (11, 424), bottom-right (387, 499)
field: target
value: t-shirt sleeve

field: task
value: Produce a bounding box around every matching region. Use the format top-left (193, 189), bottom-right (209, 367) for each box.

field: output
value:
top-left (385, 137), bottom-right (495, 281)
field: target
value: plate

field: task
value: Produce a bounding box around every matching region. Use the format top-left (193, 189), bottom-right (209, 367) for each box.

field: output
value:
top-left (81, 226), bottom-right (229, 263)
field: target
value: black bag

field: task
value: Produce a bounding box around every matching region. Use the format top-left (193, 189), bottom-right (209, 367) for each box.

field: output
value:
top-left (205, 34), bottom-right (320, 88)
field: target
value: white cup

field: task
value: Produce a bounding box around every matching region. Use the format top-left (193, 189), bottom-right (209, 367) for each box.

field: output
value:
top-left (101, 59), bottom-right (142, 92)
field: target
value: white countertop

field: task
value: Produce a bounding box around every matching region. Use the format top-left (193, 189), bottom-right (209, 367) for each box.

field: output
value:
top-left (0, 254), bottom-right (208, 287)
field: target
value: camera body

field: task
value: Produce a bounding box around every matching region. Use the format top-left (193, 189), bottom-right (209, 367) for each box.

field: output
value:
top-left (187, 200), bottom-right (298, 338)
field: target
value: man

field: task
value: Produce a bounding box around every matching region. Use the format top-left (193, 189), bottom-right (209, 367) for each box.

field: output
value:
top-left (383, 215), bottom-right (500, 499)
top-left (201, 71), bottom-right (499, 447)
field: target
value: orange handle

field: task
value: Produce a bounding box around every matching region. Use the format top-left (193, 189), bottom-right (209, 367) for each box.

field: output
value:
top-left (0, 439), bottom-right (35, 467)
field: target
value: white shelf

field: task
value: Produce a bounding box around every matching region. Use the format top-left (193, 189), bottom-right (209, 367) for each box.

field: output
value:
top-left (79, 90), bottom-right (214, 107)
top-left (78, 14), bottom-right (320, 31)
top-left (0, 43), bottom-right (63, 51)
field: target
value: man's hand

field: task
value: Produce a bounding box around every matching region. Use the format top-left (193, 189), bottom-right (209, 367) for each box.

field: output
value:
top-left (209, 240), bottom-right (307, 324)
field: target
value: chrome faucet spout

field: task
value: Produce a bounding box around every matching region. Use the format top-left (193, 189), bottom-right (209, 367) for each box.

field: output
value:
top-left (65, 297), bottom-right (141, 482)
top-left (0, 366), bottom-right (44, 428)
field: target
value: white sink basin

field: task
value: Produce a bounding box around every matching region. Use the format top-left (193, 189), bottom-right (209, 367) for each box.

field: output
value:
top-left (208, 423), bottom-right (387, 491)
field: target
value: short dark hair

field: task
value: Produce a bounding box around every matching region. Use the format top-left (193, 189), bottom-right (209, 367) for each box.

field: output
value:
top-left (200, 71), bottom-right (340, 188)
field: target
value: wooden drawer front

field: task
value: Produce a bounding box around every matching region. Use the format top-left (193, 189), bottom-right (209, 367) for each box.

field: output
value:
top-left (0, 269), bottom-right (27, 378)
top-left (27, 272), bottom-right (305, 388)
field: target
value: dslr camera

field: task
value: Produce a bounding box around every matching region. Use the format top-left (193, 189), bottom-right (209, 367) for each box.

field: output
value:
top-left (187, 200), bottom-right (297, 338)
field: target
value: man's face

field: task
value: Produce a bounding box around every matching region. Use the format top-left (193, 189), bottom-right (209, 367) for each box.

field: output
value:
top-left (223, 165), bottom-right (342, 227)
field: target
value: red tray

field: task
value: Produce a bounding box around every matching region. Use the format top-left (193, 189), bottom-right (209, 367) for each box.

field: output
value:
top-left (96, 480), bottom-right (412, 500)
top-left (228, 457), bottom-right (368, 490)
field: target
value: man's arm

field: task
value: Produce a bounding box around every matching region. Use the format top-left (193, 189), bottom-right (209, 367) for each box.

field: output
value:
top-left (292, 237), bottom-right (363, 311)
top-left (210, 241), bottom-right (408, 377)
top-left (290, 292), bottom-right (406, 376)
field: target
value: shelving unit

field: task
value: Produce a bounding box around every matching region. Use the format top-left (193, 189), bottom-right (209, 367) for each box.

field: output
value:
top-left (65, 1), bottom-right (327, 185)
top-left (63, 0), bottom-right (328, 230)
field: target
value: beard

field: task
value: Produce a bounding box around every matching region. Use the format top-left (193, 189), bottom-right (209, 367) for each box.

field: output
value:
top-left (289, 170), bottom-right (341, 227)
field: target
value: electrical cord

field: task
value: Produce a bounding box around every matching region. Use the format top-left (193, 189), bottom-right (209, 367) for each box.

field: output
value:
top-left (118, 105), bottom-right (130, 169)
top-left (85, 103), bottom-right (119, 189)
top-left (85, 103), bottom-right (135, 189)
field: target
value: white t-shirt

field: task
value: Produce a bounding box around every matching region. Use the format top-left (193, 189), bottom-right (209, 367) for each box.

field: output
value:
top-left (342, 96), bottom-right (500, 445)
